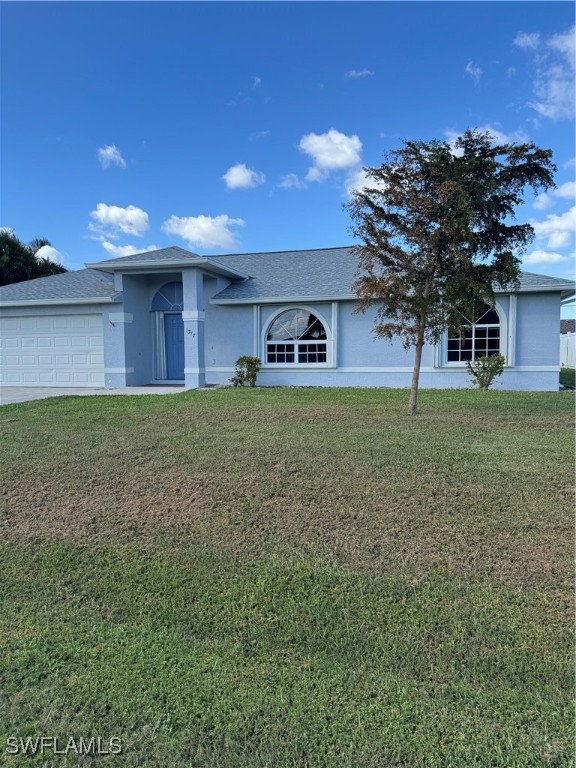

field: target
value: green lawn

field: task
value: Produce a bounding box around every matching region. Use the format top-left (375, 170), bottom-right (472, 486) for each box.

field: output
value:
top-left (0, 388), bottom-right (574, 767)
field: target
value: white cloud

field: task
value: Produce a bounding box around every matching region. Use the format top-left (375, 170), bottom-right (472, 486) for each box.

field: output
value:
top-left (444, 131), bottom-right (465, 156)
top-left (475, 124), bottom-right (530, 144)
top-left (533, 181), bottom-right (576, 210)
top-left (36, 245), bottom-right (65, 264)
top-left (465, 61), bottom-right (483, 84)
top-left (523, 249), bottom-right (570, 265)
top-left (345, 69), bottom-right (374, 79)
top-left (556, 181), bottom-right (576, 200)
top-left (253, 75), bottom-right (262, 88)
top-left (548, 27), bottom-right (575, 66)
top-left (222, 163), bottom-right (265, 189)
top-left (533, 193), bottom-right (553, 210)
top-left (162, 214), bottom-right (244, 250)
top-left (89, 203), bottom-right (149, 237)
top-left (249, 130), bottom-right (270, 141)
top-left (514, 32), bottom-right (540, 50)
top-left (100, 241), bottom-right (158, 258)
top-left (517, 25), bottom-right (575, 120)
top-left (444, 124), bottom-right (529, 156)
top-left (278, 173), bottom-right (306, 190)
top-left (531, 205), bottom-right (576, 249)
top-left (299, 128), bottom-right (362, 182)
top-left (97, 145), bottom-right (126, 169)
top-left (344, 167), bottom-right (387, 198)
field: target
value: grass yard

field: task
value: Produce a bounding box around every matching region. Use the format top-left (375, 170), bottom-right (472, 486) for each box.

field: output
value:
top-left (0, 387), bottom-right (574, 767)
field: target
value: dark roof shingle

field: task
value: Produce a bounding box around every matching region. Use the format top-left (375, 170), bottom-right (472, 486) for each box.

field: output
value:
top-left (88, 246), bottom-right (200, 266)
top-left (0, 269), bottom-right (117, 304)
top-left (209, 249), bottom-right (576, 302)
top-left (210, 247), bottom-right (357, 301)
top-left (0, 247), bottom-right (574, 305)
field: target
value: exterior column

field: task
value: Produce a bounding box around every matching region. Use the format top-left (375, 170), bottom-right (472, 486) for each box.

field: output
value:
top-left (182, 269), bottom-right (205, 389)
top-left (103, 311), bottom-right (133, 387)
top-left (103, 274), bottom-right (132, 388)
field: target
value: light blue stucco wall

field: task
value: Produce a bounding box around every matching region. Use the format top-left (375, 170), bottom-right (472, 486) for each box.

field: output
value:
top-left (203, 292), bottom-right (561, 391)
top-left (182, 269), bottom-right (205, 388)
top-left (515, 292), bottom-right (560, 366)
top-left (103, 271), bottom-right (184, 387)
top-left (121, 274), bottom-right (154, 385)
top-left (1, 272), bottom-right (562, 391)
top-left (107, 270), bottom-right (200, 386)
top-left (336, 302), bottom-right (435, 368)
top-left (204, 278), bottom-right (253, 373)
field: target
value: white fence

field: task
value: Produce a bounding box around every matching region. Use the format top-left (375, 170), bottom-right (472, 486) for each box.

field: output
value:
top-left (560, 332), bottom-right (576, 369)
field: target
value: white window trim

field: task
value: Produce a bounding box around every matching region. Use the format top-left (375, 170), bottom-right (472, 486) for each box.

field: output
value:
top-left (436, 299), bottom-right (510, 368)
top-left (261, 305), bottom-right (332, 368)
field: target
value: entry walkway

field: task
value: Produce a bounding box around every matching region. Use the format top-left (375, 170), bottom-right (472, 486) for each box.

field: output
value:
top-left (0, 386), bottom-right (185, 405)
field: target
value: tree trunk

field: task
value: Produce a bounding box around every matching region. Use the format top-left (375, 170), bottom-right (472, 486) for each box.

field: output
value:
top-left (408, 322), bottom-right (426, 415)
top-left (408, 278), bottom-right (433, 415)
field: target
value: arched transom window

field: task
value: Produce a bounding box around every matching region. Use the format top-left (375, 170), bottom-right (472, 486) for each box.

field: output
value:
top-left (266, 309), bottom-right (328, 365)
top-left (447, 305), bottom-right (501, 362)
top-left (151, 282), bottom-right (183, 311)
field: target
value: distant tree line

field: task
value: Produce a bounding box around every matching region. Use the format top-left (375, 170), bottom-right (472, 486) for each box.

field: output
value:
top-left (0, 229), bottom-right (67, 286)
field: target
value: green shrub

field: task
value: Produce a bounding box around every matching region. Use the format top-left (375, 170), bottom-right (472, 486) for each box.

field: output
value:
top-left (230, 356), bottom-right (261, 387)
top-left (560, 367), bottom-right (575, 388)
top-left (466, 353), bottom-right (506, 391)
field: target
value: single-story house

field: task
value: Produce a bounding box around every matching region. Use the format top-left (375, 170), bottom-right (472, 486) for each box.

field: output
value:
top-left (0, 246), bottom-right (574, 391)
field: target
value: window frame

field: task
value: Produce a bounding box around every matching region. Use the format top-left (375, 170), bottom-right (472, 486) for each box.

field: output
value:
top-left (262, 306), bottom-right (331, 368)
top-left (437, 301), bottom-right (508, 367)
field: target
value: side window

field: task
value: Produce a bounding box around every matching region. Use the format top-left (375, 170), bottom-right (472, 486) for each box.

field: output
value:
top-left (447, 305), bottom-right (501, 362)
top-left (266, 309), bottom-right (328, 365)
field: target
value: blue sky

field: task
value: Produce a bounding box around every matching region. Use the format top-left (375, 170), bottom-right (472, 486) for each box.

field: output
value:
top-left (1, 2), bottom-right (574, 295)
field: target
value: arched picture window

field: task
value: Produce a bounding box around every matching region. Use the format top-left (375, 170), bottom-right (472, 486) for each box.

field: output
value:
top-left (151, 282), bottom-right (183, 311)
top-left (266, 309), bottom-right (328, 365)
top-left (447, 305), bottom-right (501, 362)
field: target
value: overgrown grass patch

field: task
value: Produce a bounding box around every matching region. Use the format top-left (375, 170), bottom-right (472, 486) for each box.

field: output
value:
top-left (0, 388), bottom-right (574, 766)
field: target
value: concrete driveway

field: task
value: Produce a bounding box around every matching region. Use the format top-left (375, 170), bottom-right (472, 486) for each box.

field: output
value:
top-left (0, 386), bottom-right (185, 405)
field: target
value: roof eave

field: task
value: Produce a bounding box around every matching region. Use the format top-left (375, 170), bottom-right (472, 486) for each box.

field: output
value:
top-left (86, 257), bottom-right (250, 280)
top-left (495, 285), bottom-right (576, 294)
top-left (213, 284), bottom-right (576, 304)
top-left (0, 296), bottom-right (119, 308)
top-left (211, 293), bottom-right (356, 305)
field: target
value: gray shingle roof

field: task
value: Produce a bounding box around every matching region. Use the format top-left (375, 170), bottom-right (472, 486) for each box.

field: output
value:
top-left (514, 271), bottom-right (576, 291)
top-left (85, 246), bottom-right (250, 280)
top-left (0, 269), bottom-right (117, 304)
top-left (88, 246), bottom-right (200, 267)
top-left (210, 247), bottom-right (358, 301)
top-left (209, 248), bottom-right (576, 302)
top-left (0, 247), bottom-right (573, 306)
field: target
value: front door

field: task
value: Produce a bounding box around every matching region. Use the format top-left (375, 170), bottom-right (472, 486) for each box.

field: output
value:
top-left (164, 313), bottom-right (184, 380)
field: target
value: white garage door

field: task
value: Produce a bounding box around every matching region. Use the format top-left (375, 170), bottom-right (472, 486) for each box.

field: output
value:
top-left (0, 314), bottom-right (105, 386)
